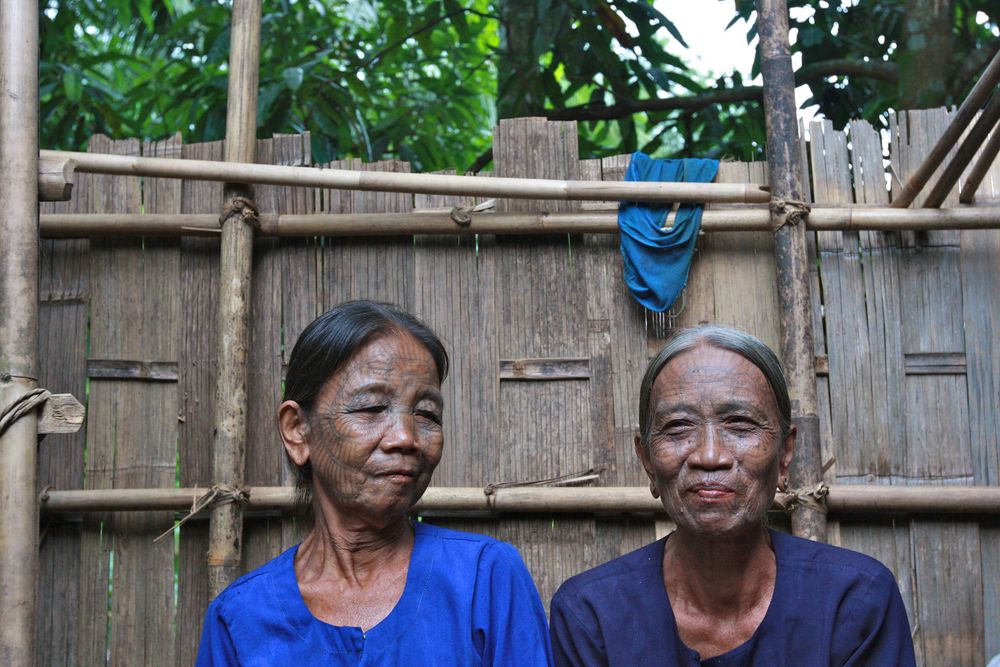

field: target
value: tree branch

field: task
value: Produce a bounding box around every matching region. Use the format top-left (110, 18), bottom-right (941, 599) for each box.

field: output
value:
top-left (954, 42), bottom-right (1000, 98)
top-left (362, 8), bottom-right (501, 69)
top-left (467, 146), bottom-right (493, 174)
top-left (795, 58), bottom-right (898, 84)
top-left (545, 59), bottom-right (898, 122)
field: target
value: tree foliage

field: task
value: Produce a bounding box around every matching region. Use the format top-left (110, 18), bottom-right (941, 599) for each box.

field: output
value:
top-left (42, 0), bottom-right (504, 170)
top-left (728, 0), bottom-right (1000, 128)
top-left (40, 0), bottom-right (1000, 172)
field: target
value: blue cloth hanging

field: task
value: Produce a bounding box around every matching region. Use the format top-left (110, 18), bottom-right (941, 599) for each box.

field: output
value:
top-left (618, 151), bottom-right (719, 312)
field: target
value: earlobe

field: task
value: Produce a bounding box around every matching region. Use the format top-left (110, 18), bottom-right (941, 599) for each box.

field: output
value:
top-left (780, 424), bottom-right (797, 476)
top-left (634, 434), bottom-right (657, 487)
top-left (278, 400), bottom-right (311, 467)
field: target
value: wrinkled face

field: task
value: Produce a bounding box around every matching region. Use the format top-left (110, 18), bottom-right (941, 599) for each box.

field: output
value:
top-left (636, 344), bottom-right (794, 537)
top-left (304, 332), bottom-right (444, 524)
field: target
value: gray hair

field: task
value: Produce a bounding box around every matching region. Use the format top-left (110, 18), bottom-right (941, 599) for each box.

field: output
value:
top-left (638, 325), bottom-right (792, 447)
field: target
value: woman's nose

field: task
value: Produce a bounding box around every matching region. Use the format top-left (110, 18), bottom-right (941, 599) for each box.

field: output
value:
top-left (380, 411), bottom-right (418, 451)
top-left (688, 424), bottom-right (734, 470)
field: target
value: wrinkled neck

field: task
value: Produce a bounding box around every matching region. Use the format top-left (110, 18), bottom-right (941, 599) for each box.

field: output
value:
top-left (297, 505), bottom-right (413, 587)
top-left (663, 525), bottom-right (776, 617)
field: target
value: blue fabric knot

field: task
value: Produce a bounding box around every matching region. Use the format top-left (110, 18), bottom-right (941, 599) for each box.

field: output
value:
top-left (618, 151), bottom-right (719, 312)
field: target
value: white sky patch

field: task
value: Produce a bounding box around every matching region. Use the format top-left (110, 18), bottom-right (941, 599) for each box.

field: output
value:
top-left (654, 1), bottom-right (820, 126)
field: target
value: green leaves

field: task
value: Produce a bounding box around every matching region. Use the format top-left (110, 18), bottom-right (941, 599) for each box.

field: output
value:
top-left (49, 0), bottom-right (981, 171)
top-left (62, 69), bottom-right (82, 103)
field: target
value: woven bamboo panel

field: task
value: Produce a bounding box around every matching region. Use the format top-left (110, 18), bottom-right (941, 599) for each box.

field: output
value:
top-left (32, 114), bottom-right (1000, 667)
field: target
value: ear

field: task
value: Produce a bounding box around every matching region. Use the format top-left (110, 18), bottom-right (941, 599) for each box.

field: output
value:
top-left (634, 433), bottom-right (656, 484)
top-left (278, 400), bottom-right (311, 468)
top-left (778, 423), bottom-right (796, 480)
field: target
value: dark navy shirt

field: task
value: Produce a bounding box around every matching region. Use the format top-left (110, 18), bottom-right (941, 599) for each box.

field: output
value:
top-left (550, 529), bottom-right (916, 666)
top-left (197, 522), bottom-right (553, 666)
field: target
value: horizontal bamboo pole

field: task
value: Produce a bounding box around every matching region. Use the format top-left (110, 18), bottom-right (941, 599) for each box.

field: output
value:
top-left (40, 149), bottom-right (770, 204)
top-left (39, 485), bottom-right (1000, 516)
top-left (38, 203), bottom-right (1000, 238)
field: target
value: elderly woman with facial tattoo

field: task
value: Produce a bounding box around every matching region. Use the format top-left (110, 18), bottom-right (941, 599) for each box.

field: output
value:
top-left (550, 326), bottom-right (915, 667)
top-left (197, 300), bottom-right (552, 666)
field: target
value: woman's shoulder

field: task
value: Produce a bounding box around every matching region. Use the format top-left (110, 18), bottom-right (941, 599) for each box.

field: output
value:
top-left (770, 528), bottom-right (905, 612)
top-left (771, 529), bottom-right (895, 582)
top-left (414, 521), bottom-right (522, 563)
top-left (208, 545), bottom-right (297, 618)
top-left (552, 538), bottom-right (664, 608)
top-left (414, 520), bottom-right (498, 544)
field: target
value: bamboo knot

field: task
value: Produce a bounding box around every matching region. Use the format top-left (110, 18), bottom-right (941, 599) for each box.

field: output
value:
top-left (153, 483), bottom-right (248, 543)
top-left (769, 197), bottom-right (811, 231)
top-left (774, 482), bottom-right (830, 514)
top-left (450, 199), bottom-right (495, 227)
top-left (0, 388), bottom-right (52, 437)
top-left (220, 195), bottom-right (260, 231)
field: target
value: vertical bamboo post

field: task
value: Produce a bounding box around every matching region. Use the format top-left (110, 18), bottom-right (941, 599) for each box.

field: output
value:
top-left (207, 0), bottom-right (262, 598)
top-left (755, 0), bottom-right (826, 542)
top-left (0, 1), bottom-right (40, 663)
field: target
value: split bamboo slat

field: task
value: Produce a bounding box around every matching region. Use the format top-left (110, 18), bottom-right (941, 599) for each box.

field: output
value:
top-left (900, 108), bottom-right (987, 663)
top-left (41, 148), bottom-right (771, 204)
top-left (811, 117), bottom-right (926, 643)
top-left (36, 169), bottom-right (88, 666)
top-left (207, 0), bottom-right (261, 599)
top-left (756, 0), bottom-right (826, 542)
top-left (38, 485), bottom-right (1000, 516)
top-left (0, 2), bottom-right (41, 665)
top-left (174, 138), bottom-right (222, 667)
top-left (487, 117), bottom-right (616, 602)
top-left (959, 135), bottom-right (1000, 667)
top-left (875, 106), bottom-right (988, 661)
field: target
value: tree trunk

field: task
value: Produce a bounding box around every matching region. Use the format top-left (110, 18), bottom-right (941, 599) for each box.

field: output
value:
top-left (899, 0), bottom-right (957, 108)
top-left (497, 0), bottom-right (544, 119)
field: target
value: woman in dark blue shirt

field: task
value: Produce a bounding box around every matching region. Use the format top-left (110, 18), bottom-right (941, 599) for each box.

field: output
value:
top-left (550, 325), bottom-right (915, 666)
top-left (197, 301), bottom-right (552, 666)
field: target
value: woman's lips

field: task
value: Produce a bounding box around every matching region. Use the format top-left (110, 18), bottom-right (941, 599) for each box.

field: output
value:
top-left (375, 468), bottom-right (417, 482)
top-left (688, 483), bottom-right (735, 500)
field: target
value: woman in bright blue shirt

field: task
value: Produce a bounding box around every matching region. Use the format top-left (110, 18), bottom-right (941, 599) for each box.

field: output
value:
top-left (550, 325), bottom-right (915, 666)
top-left (197, 300), bottom-right (552, 666)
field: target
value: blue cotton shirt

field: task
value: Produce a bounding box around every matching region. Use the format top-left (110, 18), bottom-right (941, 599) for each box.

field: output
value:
top-left (550, 529), bottom-right (916, 666)
top-left (197, 522), bottom-right (553, 666)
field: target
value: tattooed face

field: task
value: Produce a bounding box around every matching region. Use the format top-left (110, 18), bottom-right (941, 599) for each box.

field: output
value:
top-left (637, 344), bottom-right (794, 537)
top-left (303, 332), bottom-right (444, 524)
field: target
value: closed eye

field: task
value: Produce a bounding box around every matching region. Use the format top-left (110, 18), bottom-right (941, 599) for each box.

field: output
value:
top-left (349, 404), bottom-right (388, 415)
top-left (659, 420), bottom-right (694, 436)
top-left (725, 416), bottom-right (759, 431)
top-left (416, 409), bottom-right (442, 425)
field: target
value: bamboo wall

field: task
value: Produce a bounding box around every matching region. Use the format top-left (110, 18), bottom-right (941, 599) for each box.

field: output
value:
top-left (36, 112), bottom-right (1000, 666)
